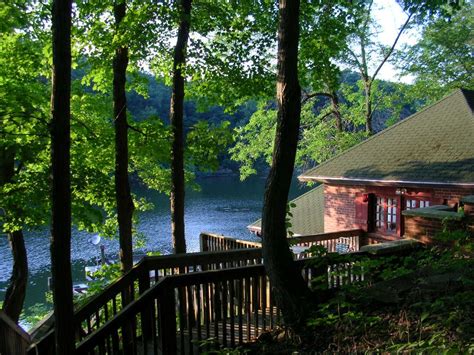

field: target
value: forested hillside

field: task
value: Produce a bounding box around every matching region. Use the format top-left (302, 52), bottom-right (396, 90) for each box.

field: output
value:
top-left (124, 71), bottom-right (418, 174)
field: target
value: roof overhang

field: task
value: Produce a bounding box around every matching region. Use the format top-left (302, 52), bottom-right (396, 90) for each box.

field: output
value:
top-left (298, 175), bottom-right (474, 189)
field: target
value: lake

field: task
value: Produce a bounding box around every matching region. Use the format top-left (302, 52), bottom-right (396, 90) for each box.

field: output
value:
top-left (0, 175), bottom-right (309, 326)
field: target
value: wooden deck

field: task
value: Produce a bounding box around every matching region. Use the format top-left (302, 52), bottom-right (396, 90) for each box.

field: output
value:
top-left (26, 229), bottom-right (398, 355)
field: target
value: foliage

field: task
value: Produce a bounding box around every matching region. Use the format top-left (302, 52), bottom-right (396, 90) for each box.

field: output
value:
top-left (84, 263), bottom-right (122, 298)
top-left (19, 303), bottom-right (51, 328)
top-left (302, 234), bottom-right (474, 353)
top-left (229, 75), bottom-right (415, 179)
top-left (0, 3), bottom-right (50, 231)
top-left (186, 120), bottom-right (234, 172)
top-left (285, 202), bottom-right (297, 237)
top-left (194, 337), bottom-right (251, 355)
top-left (395, 2), bottom-right (474, 103)
top-left (230, 104), bottom-right (276, 179)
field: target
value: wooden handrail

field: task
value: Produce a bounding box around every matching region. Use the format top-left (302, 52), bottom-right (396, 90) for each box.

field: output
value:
top-left (145, 248), bottom-right (262, 270)
top-left (74, 260), bottom-right (144, 320)
top-left (200, 230), bottom-right (365, 255)
top-left (76, 278), bottom-right (171, 354)
top-left (30, 248), bottom-right (264, 353)
top-left (1, 310), bottom-right (31, 355)
top-left (75, 265), bottom-right (273, 353)
top-left (32, 230), bottom-right (400, 354)
top-left (73, 240), bottom-right (423, 354)
top-left (290, 229), bottom-right (363, 243)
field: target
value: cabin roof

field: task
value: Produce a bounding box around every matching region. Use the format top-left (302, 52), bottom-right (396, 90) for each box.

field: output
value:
top-left (248, 185), bottom-right (324, 235)
top-left (299, 89), bottom-right (474, 186)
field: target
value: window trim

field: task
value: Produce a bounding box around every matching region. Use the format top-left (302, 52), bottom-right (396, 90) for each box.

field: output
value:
top-left (374, 196), bottom-right (399, 235)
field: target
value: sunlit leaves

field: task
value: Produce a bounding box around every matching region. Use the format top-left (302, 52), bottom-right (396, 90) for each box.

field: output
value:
top-left (395, 2), bottom-right (474, 101)
top-left (186, 120), bottom-right (233, 172)
top-left (230, 104), bottom-right (276, 180)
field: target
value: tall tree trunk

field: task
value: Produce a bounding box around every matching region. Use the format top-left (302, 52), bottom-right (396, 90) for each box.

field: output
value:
top-left (113, 0), bottom-right (134, 272)
top-left (3, 232), bottom-right (27, 324)
top-left (364, 81), bottom-right (373, 134)
top-left (330, 91), bottom-right (343, 132)
top-left (50, 0), bottom-right (74, 352)
top-left (261, 0), bottom-right (310, 331)
top-left (113, 3), bottom-right (134, 351)
top-left (170, 0), bottom-right (192, 254)
top-left (0, 147), bottom-right (28, 324)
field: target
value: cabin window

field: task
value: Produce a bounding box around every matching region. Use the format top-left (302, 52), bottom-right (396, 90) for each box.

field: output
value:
top-left (376, 197), bottom-right (385, 228)
top-left (371, 194), bottom-right (433, 236)
top-left (406, 199), bottom-right (417, 210)
top-left (387, 198), bottom-right (397, 232)
top-left (420, 200), bottom-right (430, 208)
top-left (406, 199), bottom-right (431, 210)
top-left (374, 197), bottom-right (397, 234)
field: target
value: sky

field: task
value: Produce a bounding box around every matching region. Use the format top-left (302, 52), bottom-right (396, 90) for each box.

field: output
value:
top-left (372, 0), bottom-right (420, 83)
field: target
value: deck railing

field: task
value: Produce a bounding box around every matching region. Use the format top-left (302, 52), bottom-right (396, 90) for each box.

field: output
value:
top-left (28, 249), bottom-right (262, 354)
top-left (29, 230), bottom-right (395, 354)
top-left (200, 229), bottom-right (364, 254)
top-left (72, 242), bottom-right (420, 354)
top-left (75, 264), bottom-right (288, 354)
top-left (200, 233), bottom-right (262, 251)
top-left (0, 310), bottom-right (31, 355)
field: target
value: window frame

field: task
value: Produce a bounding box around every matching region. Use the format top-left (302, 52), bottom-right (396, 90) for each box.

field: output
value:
top-left (405, 198), bottom-right (431, 210)
top-left (367, 187), bottom-right (435, 238)
top-left (374, 196), bottom-right (399, 235)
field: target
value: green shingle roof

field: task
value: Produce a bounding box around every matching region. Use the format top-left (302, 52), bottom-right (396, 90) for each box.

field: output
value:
top-left (248, 185), bottom-right (324, 235)
top-left (299, 89), bottom-right (474, 186)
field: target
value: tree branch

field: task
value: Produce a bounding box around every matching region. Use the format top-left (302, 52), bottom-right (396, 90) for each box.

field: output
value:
top-left (71, 117), bottom-right (98, 139)
top-left (301, 91), bottom-right (333, 105)
top-left (346, 47), bottom-right (364, 74)
top-left (127, 123), bottom-right (146, 136)
top-left (371, 10), bottom-right (414, 82)
top-left (320, 110), bottom-right (337, 122)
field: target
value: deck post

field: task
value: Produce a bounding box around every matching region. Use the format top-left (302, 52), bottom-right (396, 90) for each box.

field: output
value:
top-left (138, 261), bottom-right (153, 345)
top-left (200, 233), bottom-right (209, 252)
top-left (158, 284), bottom-right (177, 354)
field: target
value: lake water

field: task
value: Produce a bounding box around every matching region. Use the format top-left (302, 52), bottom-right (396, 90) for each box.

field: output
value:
top-left (0, 175), bottom-right (309, 326)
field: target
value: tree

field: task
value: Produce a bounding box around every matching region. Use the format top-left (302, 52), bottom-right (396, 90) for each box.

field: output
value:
top-left (112, 0), bottom-right (134, 273)
top-left (50, 0), bottom-right (75, 352)
top-left (0, 3), bottom-right (46, 323)
top-left (169, 0), bottom-right (192, 254)
top-left (230, 1), bottom-right (426, 177)
top-left (342, 0), bottom-right (414, 134)
top-left (0, 151), bottom-right (27, 323)
top-left (262, 0), bottom-right (310, 331)
top-left (396, 2), bottom-right (474, 101)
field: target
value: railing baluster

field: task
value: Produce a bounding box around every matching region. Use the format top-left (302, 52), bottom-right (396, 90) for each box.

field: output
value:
top-left (98, 337), bottom-right (105, 355)
top-left (269, 277), bottom-right (274, 329)
top-left (238, 278), bottom-right (243, 345)
top-left (187, 284), bottom-right (194, 355)
top-left (229, 278), bottom-right (235, 347)
top-left (111, 327), bottom-right (119, 353)
top-left (158, 284), bottom-right (177, 355)
top-left (261, 275), bottom-right (267, 331)
top-left (222, 280), bottom-right (228, 347)
top-left (86, 316), bottom-right (92, 335)
top-left (252, 276), bottom-right (259, 339)
top-left (204, 282), bottom-right (210, 341)
top-left (196, 283), bottom-right (202, 344)
top-left (178, 286), bottom-right (186, 354)
top-left (245, 277), bottom-right (251, 341)
top-left (132, 314), bottom-right (138, 355)
top-left (213, 282), bottom-right (219, 344)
